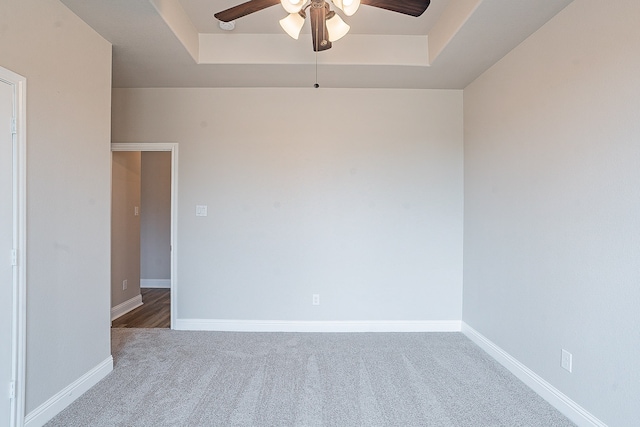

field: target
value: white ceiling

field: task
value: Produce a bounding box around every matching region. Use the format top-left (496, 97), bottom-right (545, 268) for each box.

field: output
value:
top-left (60, 0), bottom-right (573, 89)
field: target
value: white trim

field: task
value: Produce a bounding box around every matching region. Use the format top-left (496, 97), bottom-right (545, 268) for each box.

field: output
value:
top-left (111, 142), bottom-right (178, 330)
top-left (1, 66), bottom-right (27, 427)
top-left (24, 357), bottom-right (113, 427)
top-left (110, 294), bottom-right (143, 321)
top-left (461, 322), bottom-right (607, 427)
top-left (175, 319), bottom-right (461, 333)
top-left (140, 279), bottom-right (171, 289)
top-left (111, 142), bottom-right (176, 152)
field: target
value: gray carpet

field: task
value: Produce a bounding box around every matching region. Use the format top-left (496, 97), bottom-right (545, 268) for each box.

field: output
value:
top-left (46, 329), bottom-right (575, 426)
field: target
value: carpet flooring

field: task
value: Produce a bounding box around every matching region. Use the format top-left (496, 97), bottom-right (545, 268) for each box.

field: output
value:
top-left (46, 329), bottom-right (575, 426)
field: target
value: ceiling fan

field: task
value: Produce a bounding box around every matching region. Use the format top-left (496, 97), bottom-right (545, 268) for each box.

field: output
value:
top-left (214, 0), bottom-right (431, 52)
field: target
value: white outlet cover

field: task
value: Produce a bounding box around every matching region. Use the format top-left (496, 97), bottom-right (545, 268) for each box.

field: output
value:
top-left (561, 349), bottom-right (572, 372)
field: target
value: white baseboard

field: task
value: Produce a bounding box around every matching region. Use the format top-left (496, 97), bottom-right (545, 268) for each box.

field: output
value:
top-left (461, 322), bottom-right (606, 427)
top-left (110, 294), bottom-right (143, 321)
top-left (140, 279), bottom-right (171, 289)
top-left (24, 356), bottom-right (113, 427)
top-left (175, 319), bottom-right (461, 333)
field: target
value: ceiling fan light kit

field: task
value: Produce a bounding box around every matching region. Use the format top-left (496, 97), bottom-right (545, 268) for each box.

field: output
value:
top-left (279, 12), bottom-right (306, 39)
top-left (325, 11), bottom-right (350, 42)
top-left (280, 0), bottom-right (304, 14)
top-left (332, 0), bottom-right (360, 16)
top-left (215, 0), bottom-right (430, 52)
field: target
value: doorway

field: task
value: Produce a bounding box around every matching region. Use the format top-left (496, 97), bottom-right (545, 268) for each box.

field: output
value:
top-left (1, 66), bottom-right (26, 427)
top-left (110, 143), bottom-right (178, 329)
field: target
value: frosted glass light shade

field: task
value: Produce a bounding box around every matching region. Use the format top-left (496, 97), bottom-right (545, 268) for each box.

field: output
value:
top-left (343, 0), bottom-right (360, 16)
top-left (333, 0), bottom-right (360, 16)
top-left (281, 0), bottom-right (304, 14)
top-left (326, 13), bottom-right (350, 42)
top-left (280, 13), bottom-right (305, 39)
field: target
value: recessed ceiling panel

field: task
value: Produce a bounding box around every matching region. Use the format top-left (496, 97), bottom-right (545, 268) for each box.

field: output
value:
top-left (60, 0), bottom-right (574, 89)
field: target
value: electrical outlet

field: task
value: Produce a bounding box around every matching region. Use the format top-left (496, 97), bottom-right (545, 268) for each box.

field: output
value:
top-left (312, 294), bottom-right (320, 305)
top-left (122, 279), bottom-right (128, 290)
top-left (561, 349), bottom-right (572, 373)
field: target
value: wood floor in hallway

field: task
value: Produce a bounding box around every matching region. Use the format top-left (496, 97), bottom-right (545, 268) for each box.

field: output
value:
top-left (112, 288), bottom-right (170, 328)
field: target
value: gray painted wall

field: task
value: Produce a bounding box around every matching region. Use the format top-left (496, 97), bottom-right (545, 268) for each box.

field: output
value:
top-left (111, 151), bottom-right (142, 307)
top-left (8, 0), bottom-right (635, 423)
top-left (140, 151), bottom-right (172, 283)
top-left (112, 88), bottom-right (463, 322)
top-left (463, 1), bottom-right (640, 425)
top-left (0, 0), bottom-right (112, 414)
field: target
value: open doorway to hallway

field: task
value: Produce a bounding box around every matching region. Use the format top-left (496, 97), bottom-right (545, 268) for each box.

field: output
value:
top-left (110, 143), bottom-right (178, 329)
top-left (111, 288), bottom-right (170, 328)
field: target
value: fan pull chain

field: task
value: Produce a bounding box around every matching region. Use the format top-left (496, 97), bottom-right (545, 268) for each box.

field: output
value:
top-left (314, 50), bottom-right (319, 88)
top-left (314, 10), bottom-right (319, 88)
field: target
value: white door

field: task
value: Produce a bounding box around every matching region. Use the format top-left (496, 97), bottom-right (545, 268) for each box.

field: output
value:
top-left (0, 78), bottom-right (15, 425)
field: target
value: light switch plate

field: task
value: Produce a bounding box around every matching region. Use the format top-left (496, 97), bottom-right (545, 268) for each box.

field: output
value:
top-left (195, 205), bottom-right (208, 217)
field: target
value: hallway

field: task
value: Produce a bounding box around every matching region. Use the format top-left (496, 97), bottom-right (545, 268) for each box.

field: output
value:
top-left (112, 288), bottom-right (170, 328)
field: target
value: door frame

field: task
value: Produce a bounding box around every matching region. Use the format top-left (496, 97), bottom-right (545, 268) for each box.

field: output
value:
top-left (0, 66), bottom-right (27, 427)
top-left (111, 142), bottom-right (178, 329)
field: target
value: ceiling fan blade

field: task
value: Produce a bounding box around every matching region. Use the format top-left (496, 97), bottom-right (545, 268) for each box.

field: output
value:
top-left (310, 1), bottom-right (332, 51)
top-left (214, 0), bottom-right (281, 22)
top-left (360, 0), bottom-right (430, 17)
